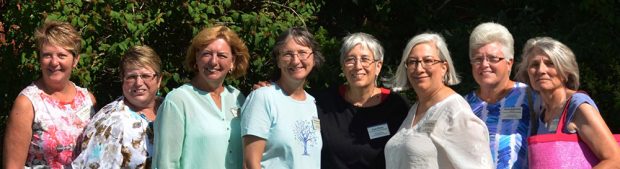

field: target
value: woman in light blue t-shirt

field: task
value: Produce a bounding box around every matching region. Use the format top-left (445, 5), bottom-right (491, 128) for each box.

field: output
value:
top-left (241, 27), bottom-right (325, 169)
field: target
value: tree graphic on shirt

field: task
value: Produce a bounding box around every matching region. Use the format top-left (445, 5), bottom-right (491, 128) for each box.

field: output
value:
top-left (294, 120), bottom-right (317, 156)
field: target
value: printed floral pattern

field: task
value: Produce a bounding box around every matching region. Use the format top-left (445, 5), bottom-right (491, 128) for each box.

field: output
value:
top-left (72, 97), bottom-right (153, 169)
top-left (20, 83), bottom-right (94, 169)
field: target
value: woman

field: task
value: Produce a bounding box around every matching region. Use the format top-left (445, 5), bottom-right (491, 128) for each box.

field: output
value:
top-left (384, 33), bottom-right (493, 169)
top-left (241, 27), bottom-right (325, 169)
top-left (72, 45), bottom-right (162, 168)
top-left (515, 37), bottom-right (620, 167)
top-left (153, 25), bottom-right (250, 168)
top-left (316, 32), bottom-right (409, 169)
top-left (2, 21), bottom-right (96, 169)
top-left (464, 22), bottom-right (532, 169)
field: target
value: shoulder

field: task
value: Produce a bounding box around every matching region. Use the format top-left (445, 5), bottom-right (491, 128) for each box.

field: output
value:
top-left (569, 92), bottom-right (599, 112)
top-left (163, 83), bottom-right (194, 100)
top-left (441, 94), bottom-right (478, 118)
top-left (247, 85), bottom-right (277, 98)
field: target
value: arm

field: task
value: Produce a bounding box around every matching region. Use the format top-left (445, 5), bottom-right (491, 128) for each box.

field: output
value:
top-left (571, 104), bottom-right (620, 168)
top-left (153, 99), bottom-right (185, 168)
top-left (88, 92), bottom-right (97, 110)
top-left (243, 135), bottom-right (266, 169)
top-left (3, 95), bottom-right (34, 169)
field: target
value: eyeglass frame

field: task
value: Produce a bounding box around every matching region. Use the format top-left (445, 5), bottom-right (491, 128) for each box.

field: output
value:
top-left (470, 56), bottom-right (506, 65)
top-left (280, 50), bottom-right (314, 61)
top-left (343, 56), bottom-right (379, 68)
top-left (404, 59), bottom-right (445, 69)
top-left (123, 72), bottom-right (159, 83)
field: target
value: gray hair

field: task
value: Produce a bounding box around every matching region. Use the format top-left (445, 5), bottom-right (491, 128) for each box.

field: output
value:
top-left (339, 32), bottom-right (384, 66)
top-left (515, 37), bottom-right (580, 90)
top-left (469, 22), bottom-right (514, 60)
top-left (389, 32), bottom-right (461, 91)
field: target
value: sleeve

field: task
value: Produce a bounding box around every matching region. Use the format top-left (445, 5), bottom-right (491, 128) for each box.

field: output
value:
top-left (240, 89), bottom-right (273, 139)
top-left (72, 104), bottom-right (123, 168)
top-left (153, 95), bottom-right (185, 169)
top-left (431, 101), bottom-right (493, 169)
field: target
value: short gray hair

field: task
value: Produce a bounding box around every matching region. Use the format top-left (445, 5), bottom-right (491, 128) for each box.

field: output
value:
top-left (469, 22), bottom-right (514, 60)
top-left (339, 32), bottom-right (384, 66)
top-left (515, 37), bottom-right (580, 90)
top-left (389, 32), bottom-right (461, 91)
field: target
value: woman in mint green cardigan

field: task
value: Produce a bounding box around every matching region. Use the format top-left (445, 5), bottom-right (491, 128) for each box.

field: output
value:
top-left (153, 25), bottom-right (250, 169)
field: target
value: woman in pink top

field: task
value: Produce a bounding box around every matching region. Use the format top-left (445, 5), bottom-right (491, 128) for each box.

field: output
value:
top-left (2, 21), bottom-right (96, 169)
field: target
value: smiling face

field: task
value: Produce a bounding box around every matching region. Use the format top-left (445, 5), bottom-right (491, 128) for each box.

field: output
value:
top-left (39, 44), bottom-right (79, 85)
top-left (527, 49), bottom-right (565, 93)
top-left (406, 43), bottom-right (447, 93)
top-left (277, 37), bottom-right (315, 83)
top-left (343, 44), bottom-right (382, 88)
top-left (122, 66), bottom-right (161, 109)
top-left (194, 38), bottom-right (235, 84)
top-left (471, 42), bottom-right (512, 89)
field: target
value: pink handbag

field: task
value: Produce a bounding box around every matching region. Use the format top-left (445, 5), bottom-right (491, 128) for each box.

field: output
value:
top-left (527, 94), bottom-right (620, 169)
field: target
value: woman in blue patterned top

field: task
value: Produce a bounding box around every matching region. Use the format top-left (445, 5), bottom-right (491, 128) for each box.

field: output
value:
top-left (464, 22), bottom-right (535, 169)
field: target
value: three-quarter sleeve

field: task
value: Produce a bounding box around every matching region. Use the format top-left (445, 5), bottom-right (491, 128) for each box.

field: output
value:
top-left (153, 97), bottom-right (185, 168)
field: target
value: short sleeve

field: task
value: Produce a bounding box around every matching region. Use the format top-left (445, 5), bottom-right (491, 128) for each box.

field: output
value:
top-left (240, 88), bottom-right (274, 139)
top-left (432, 100), bottom-right (493, 169)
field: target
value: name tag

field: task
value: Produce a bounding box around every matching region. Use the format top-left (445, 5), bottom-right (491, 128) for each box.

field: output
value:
top-left (500, 107), bottom-right (523, 119)
top-left (420, 120), bottom-right (437, 133)
top-left (75, 106), bottom-right (92, 121)
top-left (230, 108), bottom-right (239, 118)
top-left (312, 117), bottom-right (321, 131)
top-left (367, 123), bottom-right (390, 139)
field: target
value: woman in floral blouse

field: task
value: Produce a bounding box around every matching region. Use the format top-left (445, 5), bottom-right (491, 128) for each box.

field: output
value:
top-left (2, 20), bottom-right (96, 169)
top-left (72, 45), bottom-right (162, 168)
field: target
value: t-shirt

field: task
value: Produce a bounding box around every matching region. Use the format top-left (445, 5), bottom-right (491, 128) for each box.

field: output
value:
top-left (153, 84), bottom-right (245, 169)
top-left (316, 85), bottom-right (409, 169)
top-left (535, 92), bottom-right (598, 135)
top-left (465, 82), bottom-right (536, 169)
top-left (72, 96), bottom-right (154, 169)
top-left (241, 84), bottom-right (322, 169)
top-left (384, 94), bottom-right (493, 169)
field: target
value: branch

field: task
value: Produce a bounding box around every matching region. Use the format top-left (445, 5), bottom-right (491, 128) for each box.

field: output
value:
top-left (264, 1), bottom-right (306, 27)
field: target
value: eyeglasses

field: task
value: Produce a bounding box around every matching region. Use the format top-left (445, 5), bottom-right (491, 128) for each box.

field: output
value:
top-left (124, 73), bottom-right (158, 83)
top-left (470, 56), bottom-right (505, 65)
top-left (280, 51), bottom-right (313, 61)
top-left (405, 59), bottom-right (444, 69)
top-left (343, 57), bottom-right (377, 68)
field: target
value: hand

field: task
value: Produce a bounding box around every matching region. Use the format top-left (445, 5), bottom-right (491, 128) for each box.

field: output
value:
top-left (252, 81), bottom-right (271, 90)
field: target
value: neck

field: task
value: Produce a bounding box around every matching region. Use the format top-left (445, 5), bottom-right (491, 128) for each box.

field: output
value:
top-left (192, 76), bottom-right (224, 93)
top-left (276, 78), bottom-right (306, 100)
top-left (346, 84), bottom-right (380, 107)
top-left (478, 80), bottom-right (514, 103)
top-left (540, 87), bottom-right (573, 114)
top-left (415, 84), bottom-right (451, 105)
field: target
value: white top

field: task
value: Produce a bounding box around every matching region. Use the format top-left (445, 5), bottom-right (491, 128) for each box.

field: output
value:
top-left (384, 94), bottom-right (493, 169)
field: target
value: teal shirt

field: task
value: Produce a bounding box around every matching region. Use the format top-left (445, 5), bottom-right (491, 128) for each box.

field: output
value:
top-left (153, 83), bottom-right (245, 169)
top-left (241, 84), bottom-right (322, 169)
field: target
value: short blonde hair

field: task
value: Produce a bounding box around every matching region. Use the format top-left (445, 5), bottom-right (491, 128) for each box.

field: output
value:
top-left (515, 37), bottom-right (580, 90)
top-left (389, 33), bottom-right (461, 91)
top-left (121, 45), bottom-right (162, 78)
top-left (34, 21), bottom-right (81, 58)
top-left (184, 25), bottom-right (250, 79)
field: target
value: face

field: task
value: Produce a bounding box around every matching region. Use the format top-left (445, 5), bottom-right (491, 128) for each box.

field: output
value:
top-left (277, 38), bottom-right (315, 83)
top-left (471, 42), bottom-right (512, 88)
top-left (122, 66), bottom-right (161, 109)
top-left (39, 44), bottom-right (79, 84)
top-left (406, 43), bottom-right (447, 92)
top-left (342, 44), bottom-right (382, 88)
top-left (195, 38), bottom-right (235, 83)
top-left (527, 50), bottom-right (564, 92)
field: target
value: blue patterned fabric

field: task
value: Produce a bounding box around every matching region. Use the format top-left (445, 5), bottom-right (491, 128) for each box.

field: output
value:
top-left (465, 82), bottom-right (534, 169)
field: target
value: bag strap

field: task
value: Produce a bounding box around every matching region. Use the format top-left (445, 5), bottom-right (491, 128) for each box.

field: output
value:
top-left (527, 87), bottom-right (538, 135)
top-left (556, 91), bottom-right (589, 134)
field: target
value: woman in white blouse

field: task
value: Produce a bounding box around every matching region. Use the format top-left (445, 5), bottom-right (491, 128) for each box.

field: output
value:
top-left (384, 32), bottom-right (493, 169)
